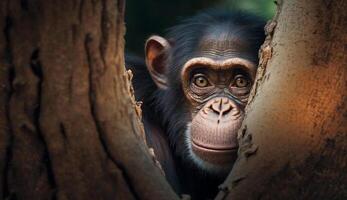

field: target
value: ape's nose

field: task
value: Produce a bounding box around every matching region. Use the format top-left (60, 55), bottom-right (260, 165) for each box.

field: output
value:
top-left (209, 97), bottom-right (233, 116)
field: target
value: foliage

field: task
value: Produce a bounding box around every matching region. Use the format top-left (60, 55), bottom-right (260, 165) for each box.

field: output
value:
top-left (125, 0), bottom-right (275, 54)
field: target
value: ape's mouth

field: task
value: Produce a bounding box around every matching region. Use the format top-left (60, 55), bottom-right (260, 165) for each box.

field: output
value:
top-left (191, 138), bottom-right (238, 167)
top-left (191, 139), bottom-right (238, 152)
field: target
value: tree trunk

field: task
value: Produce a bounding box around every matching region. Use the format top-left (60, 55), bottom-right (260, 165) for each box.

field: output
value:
top-left (0, 0), bottom-right (179, 199)
top-left (216, 0), bottom-right (347, 199)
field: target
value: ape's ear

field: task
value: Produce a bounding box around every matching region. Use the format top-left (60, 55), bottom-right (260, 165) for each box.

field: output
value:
top-left (145, 35), bottom-right (171, 90)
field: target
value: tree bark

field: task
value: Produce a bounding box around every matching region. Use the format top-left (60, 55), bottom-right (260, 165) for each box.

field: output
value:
top-left (216, 0), bottom-right (347, 199)
top-left (0, 0), bottom-right (179, 199)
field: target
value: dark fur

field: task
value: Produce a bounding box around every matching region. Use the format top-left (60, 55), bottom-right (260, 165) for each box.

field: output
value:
top-left (126, 10), bottom-right (265, 199)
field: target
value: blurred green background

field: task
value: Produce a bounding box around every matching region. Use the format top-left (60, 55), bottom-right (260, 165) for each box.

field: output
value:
top-left (125, 0), bottom-right (276, 54)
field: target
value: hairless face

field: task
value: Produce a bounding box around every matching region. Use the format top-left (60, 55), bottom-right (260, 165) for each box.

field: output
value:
top-left (179, 45), bottom-right (257, 172)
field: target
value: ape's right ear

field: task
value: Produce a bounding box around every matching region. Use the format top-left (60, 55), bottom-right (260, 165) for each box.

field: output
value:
top-left (145, 35), bottom-right (171, 90)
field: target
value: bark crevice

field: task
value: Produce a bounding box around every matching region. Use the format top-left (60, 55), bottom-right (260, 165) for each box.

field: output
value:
top-left (2, 11), bottom-right (14, 200)
top-left (85, 32), bottom-right (140, 199)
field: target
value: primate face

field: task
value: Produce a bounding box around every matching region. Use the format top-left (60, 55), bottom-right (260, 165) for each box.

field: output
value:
top-left (180, 56), bottom-right (256, 173)
top-left (144, 11), bottom-right (265, 175)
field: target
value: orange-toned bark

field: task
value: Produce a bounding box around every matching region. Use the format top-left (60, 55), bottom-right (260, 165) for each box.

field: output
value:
top-left (216, 0), bottom-right (347, 199)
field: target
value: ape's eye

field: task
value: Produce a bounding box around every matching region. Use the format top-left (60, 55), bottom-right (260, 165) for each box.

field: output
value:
top-left (193, 75), bottom-right (210, 88)
top-left (235, 76), bottom-right (249, 88)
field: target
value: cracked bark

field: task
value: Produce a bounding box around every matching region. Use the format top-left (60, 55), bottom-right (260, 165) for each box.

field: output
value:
top-left (0, 0), bottom-right (178, 199)
top-left (216, 0), bottom-right (347, 199)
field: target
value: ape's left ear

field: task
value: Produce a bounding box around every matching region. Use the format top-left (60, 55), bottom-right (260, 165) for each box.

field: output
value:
top-left (145, 35), bottom-right (171, 90)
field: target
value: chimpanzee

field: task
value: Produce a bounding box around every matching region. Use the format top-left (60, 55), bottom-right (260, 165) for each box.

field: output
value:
top-left (126, 10), bottom-right (265, 199)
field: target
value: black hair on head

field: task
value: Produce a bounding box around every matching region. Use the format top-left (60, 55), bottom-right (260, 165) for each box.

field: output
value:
top-left (154, 9), bottom-right (266, 148)
top-left (164, 9), bottom-right (266, 87)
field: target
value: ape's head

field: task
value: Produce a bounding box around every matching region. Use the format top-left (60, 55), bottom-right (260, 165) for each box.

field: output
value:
top-left (145, 11), bottom-right (265, 176)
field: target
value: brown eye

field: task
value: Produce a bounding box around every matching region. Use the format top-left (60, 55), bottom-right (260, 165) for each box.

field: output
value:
top-left (235, 76), bottom-right (249, 88)
top-left (193, 75), bottom-right (209, 87)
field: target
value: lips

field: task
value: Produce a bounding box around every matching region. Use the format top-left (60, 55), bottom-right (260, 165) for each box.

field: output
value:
top-left (190, 114), bottom-right (242, 153)
top-left (192, 139), bottom-right (238, 152)
top-left (191, 139), bottom-right (238, 166)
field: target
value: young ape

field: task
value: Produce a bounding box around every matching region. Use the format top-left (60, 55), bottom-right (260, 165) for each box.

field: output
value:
top-left (126, 10), bottom-right (265, 199)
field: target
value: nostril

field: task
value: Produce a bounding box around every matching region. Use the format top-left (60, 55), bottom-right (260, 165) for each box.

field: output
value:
top-left (208, 97), bottom-right (235, 116)
top-left (210, 98), bottom-right (222, 113)
top-left (218, 98), bottom-right (234, 116)
top-left (220, 104), bottom-right (232, 116)
top-left (209, 103), bottom-right (221, 115)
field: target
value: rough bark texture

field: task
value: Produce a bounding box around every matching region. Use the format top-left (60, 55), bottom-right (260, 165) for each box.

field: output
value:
top-left (216, 0), bottom-right (347, 199)
top-left (0, 0), bottom-right (179, 199)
